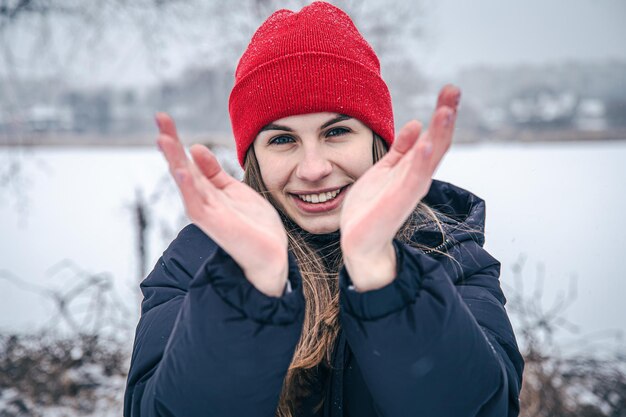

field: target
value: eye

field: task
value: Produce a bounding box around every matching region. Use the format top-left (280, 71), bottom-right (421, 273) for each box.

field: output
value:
top-left (326, 127), bottom-right (350, 137)
top-left (269, 135), bottom-right (295, 145)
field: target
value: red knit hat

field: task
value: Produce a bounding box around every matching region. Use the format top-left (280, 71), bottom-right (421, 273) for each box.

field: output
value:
top-left (228, 1), bottom-right (394, 167)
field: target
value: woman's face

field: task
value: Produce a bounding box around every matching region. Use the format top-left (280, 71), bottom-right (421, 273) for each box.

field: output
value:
top-left (253, 112), bottom-right (374, 234)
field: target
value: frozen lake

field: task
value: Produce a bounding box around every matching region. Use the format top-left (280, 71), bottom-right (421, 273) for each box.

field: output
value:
top-left (1, 140), bottom-right (625, 351)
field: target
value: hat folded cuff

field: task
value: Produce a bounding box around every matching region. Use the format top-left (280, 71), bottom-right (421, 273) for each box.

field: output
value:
top-left (229, 52), bottom-right (394, 166)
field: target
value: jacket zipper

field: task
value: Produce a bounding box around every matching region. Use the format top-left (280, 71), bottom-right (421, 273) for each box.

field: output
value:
top-left (422, 238), bottom-right (452, 255)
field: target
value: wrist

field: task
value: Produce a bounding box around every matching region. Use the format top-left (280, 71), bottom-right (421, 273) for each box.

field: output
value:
top-left (243, 254), bottom-right (289, 298)
top-left (343, 242), bottom-right (397, 292)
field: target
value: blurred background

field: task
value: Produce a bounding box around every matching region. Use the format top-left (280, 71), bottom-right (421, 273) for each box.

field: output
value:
top-left (0, 0), bottom-right (625, 415)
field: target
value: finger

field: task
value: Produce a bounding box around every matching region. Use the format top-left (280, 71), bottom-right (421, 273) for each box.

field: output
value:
top-left (436, 84), bottom-right (462, 112)
top-left (172, 152), bottom-right (224, 212)
top-left (158, 134), bottom-right (189, 171)
top-left (390, 87), bottom-right (460, 196)
top-left (377, 120), bottom-right (422, 167)
top-left (155, 113), bottom-right (188, 171)
top-left (155, 112), bottom-right (180, 140)
top-left (159, 137), bottom-right (216, 205)
top-left (171, 166), bottom-right (212, 222)
top-left (190, 144), bottom-right (236, 190)
top-left (419, 105), bottom-right (455, 174)
top-left (392, 120), bottom-right (422, 155)
top-left (154, 115), bottom-right (223, 223)
top-left (412, 85), bottom-right (460, 153)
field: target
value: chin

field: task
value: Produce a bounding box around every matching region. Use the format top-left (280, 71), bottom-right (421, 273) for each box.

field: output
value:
top-left (294, 217), bottom-right (340, 235)
top-left (307, 225), bottom-right (340, 235)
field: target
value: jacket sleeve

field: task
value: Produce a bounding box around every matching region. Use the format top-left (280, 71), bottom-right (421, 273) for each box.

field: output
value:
top-left (123, 224), bottom-right (305, 417)
top-left (339, 239), bottom-right (524, 417)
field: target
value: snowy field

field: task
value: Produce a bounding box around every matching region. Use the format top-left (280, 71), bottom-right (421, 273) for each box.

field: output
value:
top-left (1, 140), bottom-right (625, 351)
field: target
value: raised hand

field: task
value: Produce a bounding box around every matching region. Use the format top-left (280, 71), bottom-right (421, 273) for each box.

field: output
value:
top-left (155, 113), bottom-right (289, 297)
top-left (340, 85), bottom-right (461, 292)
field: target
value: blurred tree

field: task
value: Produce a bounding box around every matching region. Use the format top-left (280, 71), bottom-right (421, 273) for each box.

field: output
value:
top-left (0, 0), bottom-right (428, 130)
top-left (0, 0), bottom-right (429, 202)
top-left (505, 256), bottom-right (626, 417)
top-left (604, 99), bottom-right (626, 128)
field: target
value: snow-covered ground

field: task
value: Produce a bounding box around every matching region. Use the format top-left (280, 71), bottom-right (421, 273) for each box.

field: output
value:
top-left (0, 141), bottom-right (625, 350)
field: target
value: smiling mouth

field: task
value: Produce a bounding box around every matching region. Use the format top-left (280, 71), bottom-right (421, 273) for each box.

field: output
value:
top-left (291, 185), bottom-right (348, 204)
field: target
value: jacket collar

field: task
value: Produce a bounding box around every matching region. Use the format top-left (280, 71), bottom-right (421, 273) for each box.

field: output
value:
top-left (413, 179), bottom-right (487, 250)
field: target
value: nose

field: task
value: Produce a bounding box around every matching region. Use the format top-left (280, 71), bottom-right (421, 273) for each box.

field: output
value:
top-left (295, 145), bottom-right (332, 183)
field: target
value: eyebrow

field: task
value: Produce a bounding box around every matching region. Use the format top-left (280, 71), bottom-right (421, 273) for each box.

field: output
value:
top-left (321, 114), bottom-right (352, 129)
top-left (259, 123), bottom-right (293, 132)
top-left (259, 114), bottom-right (352, 133)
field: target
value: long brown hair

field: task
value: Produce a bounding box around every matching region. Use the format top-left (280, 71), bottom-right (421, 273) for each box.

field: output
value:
top-left (243, 134), bottom-right (452, 416)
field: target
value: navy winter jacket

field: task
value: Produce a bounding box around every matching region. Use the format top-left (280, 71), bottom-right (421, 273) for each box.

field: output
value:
top-left (124, 179), bottom-right (524, 416)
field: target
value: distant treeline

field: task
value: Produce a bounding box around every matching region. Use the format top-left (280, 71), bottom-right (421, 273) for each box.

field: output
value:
top-left (1, 60), bottom-right (625, 144)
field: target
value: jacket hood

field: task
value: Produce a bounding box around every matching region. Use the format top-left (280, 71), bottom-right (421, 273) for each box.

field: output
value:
top-left (414, 179), bottom-right (487, 250)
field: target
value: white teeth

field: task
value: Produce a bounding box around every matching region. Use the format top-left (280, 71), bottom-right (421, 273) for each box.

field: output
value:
top-left (296, 187), bottom-right (342, 204)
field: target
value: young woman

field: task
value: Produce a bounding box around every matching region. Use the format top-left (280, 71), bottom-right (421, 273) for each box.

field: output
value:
top-left (124, 2), bottom-right (523, 416)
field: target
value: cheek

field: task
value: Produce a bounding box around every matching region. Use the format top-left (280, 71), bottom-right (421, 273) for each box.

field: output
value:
top-left (257, 155), bottom-right (289, 192)
top-left (347, 140), bottom-right (374, 177)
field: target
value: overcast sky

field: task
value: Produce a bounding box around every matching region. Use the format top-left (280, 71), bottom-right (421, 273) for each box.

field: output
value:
top-left (151, 0), bottom-right (626, 86)
top-left (2, 0), bottom-right (625, 88)
top-left (133, 0), bottom-right (626, 86)
top-left (414, 0), bottom-right (626, 77)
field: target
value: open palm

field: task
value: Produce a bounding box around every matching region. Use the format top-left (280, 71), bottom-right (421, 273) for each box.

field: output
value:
top-left (340, 85), bottom-right (461, 258)
top-left (156, 113), bottom-right (288, 296)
